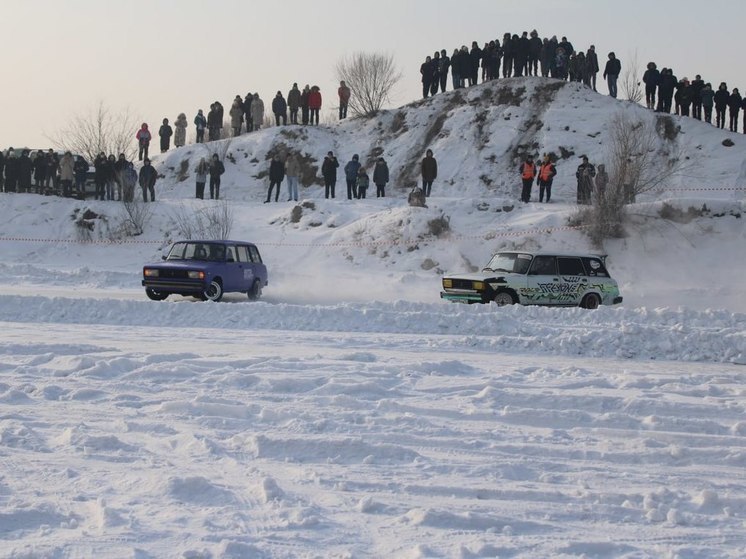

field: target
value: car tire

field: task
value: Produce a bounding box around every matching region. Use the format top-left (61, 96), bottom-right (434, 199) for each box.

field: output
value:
top-left (494, 290), bottom-right (518, 306)
top-left (581, 293), bottom-right (601, 309)
top-left (247, 280), bottom-right (262, 301)
top-left (145, 288), bottom-right (168, 301)
top-left (202, 280), bottom-right (223, 302)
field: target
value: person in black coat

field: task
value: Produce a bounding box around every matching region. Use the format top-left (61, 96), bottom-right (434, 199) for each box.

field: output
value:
top-left (16, 150), bottom-right (33, 193)
top-left (0, 149), bottom-right (5, 192)
top-left (373, 157), bottom-right (389, 198)
top-left (527, 30), bottom-right (542, 76)
top-left (321, 151), bottom-right (339, 199)
top-left (138, 158), bottom-right (157, 202)
top-left (515, 32), bottom-right (530, 77)
top-left (420, 56), bottom-right (433, 98)
top-left (657, 68), bottom-right (677, 113)
top-left (158, 118), bottom-right (173, 153)
top-left (4, 151), bottom-right (18, 192)
top-left (265, 154), bottom-right (285, 203)
top-left (438, 49), bottom-right (450, 93)
top-left (209, 154), bottom-right (225, 199)
top-left (690, 75), bottom-right (705, 120)
top-left (642, 62), bottom-right (660, 110)
top-left (714, 82), bottom-right (730, 129)
top-left (501, 33), bottom-right (513, 78)
top-left (430, 51), bottom-right (441, 96)
top-left (272, 91), bottom-right (287, 126)
top-left (603, 52), bottom-right (621, 98)
top-left (586, 45), bottom-right (599, 91)
top-left (469, 41), bottom-right (482, 85)
top-left (727, 88), bottom-right (742, 133)
top-left (33, 150), bottom-right (47, 193)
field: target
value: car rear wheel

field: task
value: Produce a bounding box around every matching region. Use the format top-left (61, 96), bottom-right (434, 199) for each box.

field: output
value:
top-left (494, 290), bottom-right (518, 306)
top-left (581, 293), bottom-right (601, 309)
top-left (247, 279), bottom-right (262, 301)
top-left (202, 280), bottom-right (223, 302)
top-left (145, 288), bottom-right (168, 301)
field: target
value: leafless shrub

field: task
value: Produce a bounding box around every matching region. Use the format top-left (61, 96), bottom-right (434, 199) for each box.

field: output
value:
top-left (118, 197), bottom-right (153, 237)
top-left (335, 52), bottom-right (403, 117)
top-left (48, 101), bottom-right (141, 161)
top-left (170, 201), bottom-right (234, 240)
top-left (621, 50), bottom-right (644, 105)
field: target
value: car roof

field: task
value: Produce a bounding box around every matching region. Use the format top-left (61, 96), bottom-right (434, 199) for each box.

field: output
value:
top-left (495, 251), bottom-right (607, 259)
top-left (174, 240), bottom-right (256, 246)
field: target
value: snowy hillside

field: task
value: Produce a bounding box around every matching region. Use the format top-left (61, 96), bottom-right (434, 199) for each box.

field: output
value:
top-left (1, 78), bottom-right (745, 558)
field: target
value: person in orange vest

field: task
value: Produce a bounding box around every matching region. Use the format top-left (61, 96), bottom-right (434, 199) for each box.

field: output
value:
top-left (519, 154), bottom-right (537, 203)
top-left (537, 154), bottom-right (557, 203)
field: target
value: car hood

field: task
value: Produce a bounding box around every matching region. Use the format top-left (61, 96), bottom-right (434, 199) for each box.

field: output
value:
top-left (143, 260), bottom-right (213, 270)
top-left (444, 271), bottom-right (523, 281)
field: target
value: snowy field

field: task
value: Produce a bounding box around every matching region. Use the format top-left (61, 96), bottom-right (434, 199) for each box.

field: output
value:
top-left (2, 80), bottom-right (746, 557)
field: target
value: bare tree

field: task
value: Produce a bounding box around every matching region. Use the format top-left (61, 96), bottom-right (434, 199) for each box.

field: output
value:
top-left (48, 101), bottom-right (141, 161)
top-left (335, 52), bottom-right (402, 117)
top-left (621, 49), bottom-right (644, 105)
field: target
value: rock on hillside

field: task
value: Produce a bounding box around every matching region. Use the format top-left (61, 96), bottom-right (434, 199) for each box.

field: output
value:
top-left (151, 77), bottom-right (746, 204)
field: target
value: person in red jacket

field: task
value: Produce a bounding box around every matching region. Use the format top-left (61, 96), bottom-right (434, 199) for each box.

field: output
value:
top-left (136, 123), bottom-right (151, 161)
top-left (338, 81), bottom-right (351, 120)
top-left (308, 85), bottom-right (322, 125)
top-left (518, 154), bottom-right (537, 203)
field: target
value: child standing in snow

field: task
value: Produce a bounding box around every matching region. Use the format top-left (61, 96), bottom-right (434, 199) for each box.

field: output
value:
top-left (356, 167), bottom-right (369, 199)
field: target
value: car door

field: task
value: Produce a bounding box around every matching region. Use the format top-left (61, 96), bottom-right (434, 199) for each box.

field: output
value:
top-left (219, 244), bottom-right (246, 292)
top-left (235, 245), bottom-right (255, 291)
top-left (557, 256), bottom-right (588, 305)
top-left (526, 255), bottom-right (558, 305)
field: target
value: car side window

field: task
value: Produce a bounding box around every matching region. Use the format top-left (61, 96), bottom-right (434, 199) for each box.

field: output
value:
top-left (558, 257), bottom-right (586, 276)
top-left (226, 246), bottom-right (236, 262)
top-left (249, 246), bottom-right (262, 264)
top-left (583, 257), bottom-right (609, 277)
top-left (236, 246), bottom-right (250, 263)
top-left (528, 255), bottom-right (557, 276)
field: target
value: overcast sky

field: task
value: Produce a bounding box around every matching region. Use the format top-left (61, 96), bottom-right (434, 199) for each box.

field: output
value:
top-left (3, 0), bottom-right (744, 150)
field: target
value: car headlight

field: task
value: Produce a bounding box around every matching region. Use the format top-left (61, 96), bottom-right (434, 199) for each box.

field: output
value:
top-left (472, 281), bottom-right (485, 291)
top-left (188, 271), bottom-right (205, 279)
top-left (143, 268), bottom-right (159, 278)
top-left (442, 279), bottom-right (453, 288)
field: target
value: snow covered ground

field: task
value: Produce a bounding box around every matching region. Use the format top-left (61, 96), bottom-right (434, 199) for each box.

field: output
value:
top-left (2, 80), bottom-right (746, 557)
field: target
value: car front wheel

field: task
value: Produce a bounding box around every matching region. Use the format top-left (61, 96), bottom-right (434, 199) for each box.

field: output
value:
top-left (494, 290), bottom-right (518, 306)
top-left (581, 293), bottom-right (601, 309)
top-left (247, 279), bottom-right (262, 301)
top-left (202, 280), bottom-right (224, 302)
top-left (145, 288), bottom-right (168, 301)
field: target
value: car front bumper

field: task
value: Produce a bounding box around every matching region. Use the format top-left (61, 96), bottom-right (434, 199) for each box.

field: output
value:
top-left (142, 278), bottom-right (206, 294)
top-left (440, 291), bottom-right (487, 304)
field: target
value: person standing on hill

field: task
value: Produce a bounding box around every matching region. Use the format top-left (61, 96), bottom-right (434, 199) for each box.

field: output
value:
top-left (229, 98), bottom-right (244, 136)
top-left (207, 103), bottom-right (221, 141)
top-left (174, 113), bottom-right (188, 148)
top-left (700, 83), bottom-right (715, 124)
top-left (519, 154), bottom-right (537, 203)
top-left (356, 166), bottom-right (370, 199)
top-left (158, 118), bottom-right (173, 153)
top-left (603, 52), bottom-right (621, 98)
top-left (265, 154), bottom-right (285, 203)
top-left (338, 81), bottom-right (351, 119)
top-left (643, 62), bottom-right (660, 110)
top-left (300, 84), bottom-right (311, 125)
top-left (421, 149), bottom-right (438, 197)
top-left (438, 49), bottom-right (450, 93)
top-left (420, 56), bottom-right (433, 98)
top-left (690, 75), bottom-right (705, 120)
top-left (138, 158), bottom-right (157, 202)
top-left (344, 154), bottom-right (361, 200)
top-left (322, 151), bottom-right (339, 199)
top-left (73, 153), bottom-right (89, 197)
top-left (194, 158), bottom-right (208, 199)
top-left (469, 41), bottom-right (482, 85)
top-left (373, 157), bottom-right (389, 197)
top-left (209, 154), bottom-right (225, 200)
top-left (714, 82), bottom-right (730, 129)
top-left (501, 34), bottom-right (513, 78)
top-left (285, 152), bottom-right (300, 201)
top-left (308, 86), bottom-right (322, 125)
top-left (586, 45), bottom-right (599, 91)
top-left (136, 123), bottom-right (151, 161)
top-left (272, 91), bottom-right (287, 126)
top-left (728, 88), bottom-right (742, 133)
top-left (33, 150), bottom-right (47, 192)
top-left (243, 93), bottom-right (254, 132)
top-left (537, 154), bottom-right (557, 203)
top-left (287, 83), bottom-right (301, 125)
top-left (658, 68), bottom-right (677, 113)
top-left (430, 51), bottom-right (441, 95)
top-left (59, 151), bottom-right (74, 197)
top-left (194, 110), bottom-right (207, 143)
top-left (575, 155), bottom-right (595, 205)
top-left (251, 93), bottom-right (265, 131)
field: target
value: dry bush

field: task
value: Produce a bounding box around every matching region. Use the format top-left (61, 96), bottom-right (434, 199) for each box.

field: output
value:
top-left (621, 50), bottom-right (643, 105)
top-left (170, 201), bottom-right (234, 240)
top-left (335, 52), bottom-right (403, 117)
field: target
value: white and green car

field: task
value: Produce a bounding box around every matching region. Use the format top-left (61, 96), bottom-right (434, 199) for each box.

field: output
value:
top-left (440, 251), bottom-right (623, 309)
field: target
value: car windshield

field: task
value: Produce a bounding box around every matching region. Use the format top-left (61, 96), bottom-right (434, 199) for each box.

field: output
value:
top-left (166, 242), bottom-right (227, 262)
top-left (483, 253), bottom-right (532, 274)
